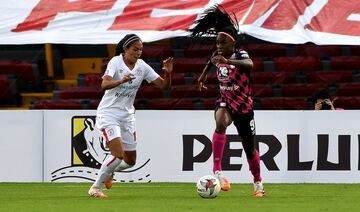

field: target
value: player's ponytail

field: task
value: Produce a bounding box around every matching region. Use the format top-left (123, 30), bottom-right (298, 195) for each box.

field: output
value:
top-left (115, 34), bottom-right (141, 55)
top-left (189, 4), bottom-right (239, 41)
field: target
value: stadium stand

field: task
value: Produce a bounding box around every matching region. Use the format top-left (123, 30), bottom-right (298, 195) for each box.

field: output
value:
top-left (273, 56), bottom-right (322, 72)
top-left (145, 98), bottom-right (195, 110)
top-left (30, 99), bottom-right (85, 109)
top-left (306, 71), bottom-right (354, 83)
top-left (330, 56), bottom-right (360, 70)
top-left (242, 43), bottom-right (288, 58)
top-left (280, 83), bottom-right (328, 97)
top-left (1, 36), bottom-right (360, 110)
top-left (0, 60), bottom-right (41, 90)
top-left (337, 82), bottom-right (360, 97)
top-left (335, 97), bottom-right (360, 110)
top-left (294, 45), bottom-right (343, 58)
top-left (54, 86), bottom-right (103, 100)
top-left (183, 45), bottom-right (214, 58)
top-left (260, 97), bottom-right (310, 110)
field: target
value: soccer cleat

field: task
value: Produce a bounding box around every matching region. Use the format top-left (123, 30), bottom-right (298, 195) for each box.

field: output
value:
top-left (104, 173), bottom-right (114, 190)
top-left (214, 170), bottom-right (231, 191)
top-left (253, 181), bottom-right (265, 197)
top-left (88, 186), bottom-right (108, 198)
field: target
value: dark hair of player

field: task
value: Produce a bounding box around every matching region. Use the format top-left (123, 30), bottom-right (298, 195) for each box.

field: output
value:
top-left (115, 34), bottom-right (141, 55)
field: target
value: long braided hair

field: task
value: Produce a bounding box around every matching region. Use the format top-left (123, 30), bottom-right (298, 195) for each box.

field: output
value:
top-left (189, 4), bottom-right (239, 42)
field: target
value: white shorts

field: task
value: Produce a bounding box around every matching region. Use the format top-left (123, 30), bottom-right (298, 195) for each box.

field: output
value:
top-left (96, 115), bottom-right (137, 151)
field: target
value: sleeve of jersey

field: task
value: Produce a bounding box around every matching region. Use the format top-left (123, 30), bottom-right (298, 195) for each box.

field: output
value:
top-left (236, 50), bottom-right (250, 60)
top-left (143, 61), bottom-right (160, 83)
top-left (102, 57), bottom-right (117, 78)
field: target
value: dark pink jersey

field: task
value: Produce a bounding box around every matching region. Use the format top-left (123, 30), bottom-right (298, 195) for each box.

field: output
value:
top-left (216, 49), bottom-right (253, 114)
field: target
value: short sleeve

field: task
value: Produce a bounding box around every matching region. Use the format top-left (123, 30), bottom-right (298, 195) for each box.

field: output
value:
top-left (103, 57), bottom-right (117, 78)
top-left (236, 49), bottom-right (250, 60)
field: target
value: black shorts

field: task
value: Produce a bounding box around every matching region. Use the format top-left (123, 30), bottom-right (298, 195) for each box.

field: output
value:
top-left (215, 106), bottom-right (256, 138)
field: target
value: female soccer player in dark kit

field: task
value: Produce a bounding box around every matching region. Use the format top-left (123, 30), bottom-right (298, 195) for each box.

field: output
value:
top-left (189, 4), bottom-right (265, 197)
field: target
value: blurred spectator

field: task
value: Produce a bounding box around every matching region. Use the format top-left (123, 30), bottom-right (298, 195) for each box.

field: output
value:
top-left (311, 89), bottom-right (343, 110)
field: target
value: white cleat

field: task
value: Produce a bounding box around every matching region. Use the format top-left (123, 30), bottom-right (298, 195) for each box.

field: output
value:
top-left (214, 170), bottom-right (231, 191)
top-left (88, 186), bottom-right (108, 198)
top-left (253, 181), bottom-right (265, 197)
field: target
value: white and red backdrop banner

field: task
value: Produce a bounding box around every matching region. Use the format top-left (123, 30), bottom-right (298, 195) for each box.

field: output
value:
top-left (0, 0), bottom-right (359, 45)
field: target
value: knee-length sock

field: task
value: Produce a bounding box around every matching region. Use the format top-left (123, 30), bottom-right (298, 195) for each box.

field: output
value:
top-left (92, 156), bottom-right (122, 188)
top-left (212, 131), bottom-right (226, 173)
top-left (247, 150), bottom-right (262, 182)
top-left (115, 160), bottom-right (133, 171)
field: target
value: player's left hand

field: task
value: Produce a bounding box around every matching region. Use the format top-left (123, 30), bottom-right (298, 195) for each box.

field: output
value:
top-left (211, 55), bottom-right (228, 65)
top-left (162, 57), bottom-right (174, 73)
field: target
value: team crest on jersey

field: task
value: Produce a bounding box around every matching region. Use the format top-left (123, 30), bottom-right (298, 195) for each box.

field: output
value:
top-left (218, 66), bottom-right (230, 81)
top-left (135, 69), bottom-right (142, 75)
top-left (50, 116), bottom-right (151, 182)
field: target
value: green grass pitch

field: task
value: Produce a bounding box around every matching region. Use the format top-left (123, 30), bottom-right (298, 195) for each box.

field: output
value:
top-left (1, 183), bottom-right (359, 212)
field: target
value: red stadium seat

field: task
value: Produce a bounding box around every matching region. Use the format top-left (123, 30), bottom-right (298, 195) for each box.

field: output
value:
top-left (350, 46), bottom-right (360, 55)
top-left (171, 73), bottom-right (186, 85)
top-left (251, 72), bottom-right (276, 84)
top-left (260, 97), bottom-right (309, 110)
top-left (334, 97), bottom-right (360, 110)
top-left (173, 58), bottom-right (207, 73)
top-left (306, 71), bottom-right (353, 83)
top-left (330, 56), bottom-right (360, 70)
top-left (31, 99), bottom-right (84, 109)
top-left (0, 76), bottom-right (17, 104)
top-left (137, 85), bottom-right (164, 98)
top-left (337, 83), bottom-right (360, 96)
top-left (145, 98), bottom-right (195, 110)
top-left (192, 72), bottom-right (218, 85)
top-left (171, 85), bottom-right (217, 98)
top-left (274, 57), bottom-right (321, 72)
top-left (251, 57), bottom-right (264, 72)
top-left (251, 84), bottom-right (273, 97)
top-left (57, 86), bottom-right (103, 99)
top-left (251, 72), bottom-right (297, 84)
top-left (281, 83), bottom-right (327, 97)
top-left (0, 60), bottom-right (40, 89)
top-left (295, 45), bottom-right (342, 57)
top-left (242, 43), bottom-right (288, 57)
top-left (89, 99), bottom-right (101, 109)
top-left (84, 73), bottom-right (102, 87)
top-left (89, 99), bottom-right (145, 109)
top-left (141, 45), bottom-right (174, 59)
top-left (82, 72), bottom-right (185, 87)
top-left (183, 45), bottom-right (215, 58)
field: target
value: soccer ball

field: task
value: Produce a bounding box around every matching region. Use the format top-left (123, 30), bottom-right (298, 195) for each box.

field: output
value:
top-left (196, 175), bottom-right (221, 198)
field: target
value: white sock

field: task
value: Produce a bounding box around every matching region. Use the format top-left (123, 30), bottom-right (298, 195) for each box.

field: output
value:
top-left (92, 156), bottom-right (122, 188)
top-left (114, 160), bottom-right (134, 172)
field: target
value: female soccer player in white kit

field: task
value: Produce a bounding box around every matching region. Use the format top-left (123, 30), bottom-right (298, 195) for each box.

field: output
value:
top-left (88, 34), bottom-right (173, 198)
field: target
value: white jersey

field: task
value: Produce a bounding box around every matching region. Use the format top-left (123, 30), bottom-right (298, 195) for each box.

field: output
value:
top-left (96, 54), bottom-right (159, 118)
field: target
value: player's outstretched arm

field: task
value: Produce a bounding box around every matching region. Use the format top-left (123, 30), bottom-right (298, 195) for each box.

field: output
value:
top-left (152, 57), bottom-right (173, 90)
top-left (198, 60), bottom-right (212, 91)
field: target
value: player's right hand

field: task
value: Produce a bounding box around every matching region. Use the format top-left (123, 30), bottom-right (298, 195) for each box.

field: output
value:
top-left (121, 73), bottom-right (136, 83)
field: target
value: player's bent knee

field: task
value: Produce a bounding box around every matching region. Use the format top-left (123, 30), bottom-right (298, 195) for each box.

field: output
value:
top-left (125, 159), bottom-right (136, 166)
top-left (112, 152), bottom-right (124, 159)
